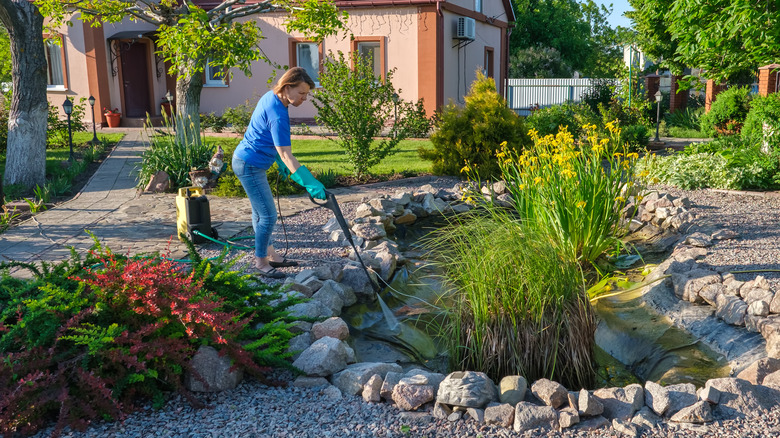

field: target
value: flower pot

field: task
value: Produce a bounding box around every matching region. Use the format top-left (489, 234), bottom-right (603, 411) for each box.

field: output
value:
top-left (105, 113), bottom-right (121, 128)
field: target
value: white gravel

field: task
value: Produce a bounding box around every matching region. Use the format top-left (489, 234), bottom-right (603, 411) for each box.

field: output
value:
top-left (29, 182), bottom-right (780, 438)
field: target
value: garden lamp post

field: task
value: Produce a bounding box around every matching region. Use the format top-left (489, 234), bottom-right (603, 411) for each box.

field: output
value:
top-left (654, 90), bottom-right (662, 143)
top-left (62, 98), bottom-right (74, 162)
top-left (165, 90), bottom-right (175, 132)
top-left (88, 95), bottom-right (99, 145)
top-left (391, 92), bottom-right (399, 138)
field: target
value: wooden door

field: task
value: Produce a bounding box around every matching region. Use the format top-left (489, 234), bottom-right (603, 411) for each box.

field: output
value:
top-left (120, 42), bottom-right (151, 118)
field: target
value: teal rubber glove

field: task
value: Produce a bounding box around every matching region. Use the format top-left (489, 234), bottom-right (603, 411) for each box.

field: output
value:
top-left (290, 165), bottom-right (326, 200)
top-left (274, 155), bottom-right (291, 181)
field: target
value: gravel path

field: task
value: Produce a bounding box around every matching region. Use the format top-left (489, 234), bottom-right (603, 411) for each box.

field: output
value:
top-left (30, 183), bottom-right (780, 438)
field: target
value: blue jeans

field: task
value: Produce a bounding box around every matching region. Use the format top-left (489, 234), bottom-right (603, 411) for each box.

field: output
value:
top-left (232, 155), bottom-right (276, 258)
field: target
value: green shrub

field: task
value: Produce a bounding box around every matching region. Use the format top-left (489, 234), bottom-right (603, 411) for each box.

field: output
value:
top-left (47, 97), bottom-right (88, 148)
top-left (665, 107), bottom-right (704, 131)
top-left (700, 86), bottom-right (752, 136)
top-left (137, 123), bottom-right (215, 189)
top-left (526, 103), bottom-right (586, 138)
top-left (596, 100), bottom-right (650, 151)
top-left (581, 79), bottom-right (617, 114)
top-left (0, 240), bottom-right (301, 436)
top-left (312, 51), bottom-right (430, 177)
top-left (742, 94), bottom-right (780, 149)
top-left (422, 72), bottom-right (529, 179)
top-left (200, 112), bottom-right (228, 133)
top-left (223, 101), bottom-right (253, 135)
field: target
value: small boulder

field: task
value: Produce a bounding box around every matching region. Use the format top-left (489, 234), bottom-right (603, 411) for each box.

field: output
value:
top-left (362, 374), bottom-right (383, 403)
top-left (184, 345), bottom-right (243, 392)
top-left (531, 378), bottom-right (568, 408)
top-left (670, 400), bottom-right (713, 424)
top-left (330, 362), bottom-right (403, 396)
top-left (644, 380), bottom-right (670, 416)
top-left (311, 317), bottom-right (350, 341)
top-left (499, 375), bottom-right (527, 406)
top-left (392, 383), bottom-right (435, 411)
top-left (484, 403), bottom-right (515, 428)
top-left (291, 337), bottom-right (348, 377)
top-left (436, 371), bottom-right (498, 408)
top-left (579, 389), bottom-right (604, 417)
top-left (513, 401), bottom-right (558, 433)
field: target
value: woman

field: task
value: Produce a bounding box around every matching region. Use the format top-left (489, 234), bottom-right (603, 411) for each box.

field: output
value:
top-left (232, 67), bottom-right (326, 279)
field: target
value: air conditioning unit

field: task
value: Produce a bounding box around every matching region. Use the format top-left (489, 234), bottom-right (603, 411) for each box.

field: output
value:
top-left (455, 17), bottom-right (476, 40)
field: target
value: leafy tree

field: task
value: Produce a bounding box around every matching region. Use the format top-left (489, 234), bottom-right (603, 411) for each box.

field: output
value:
top-left (625, 0), bottom-right (682, 74)
top-left (0, 23), bottom-right (10, 84)
top-left (510, 0), bottom-right (626, 78)
top-left (509, 46), bottom-right (573, 78)
top-left (36, 0), bottom-right (347, 146)
top-left (312, 51), bottom-right (430, 178)
top-left (665, 0), bottom-right (780, 82)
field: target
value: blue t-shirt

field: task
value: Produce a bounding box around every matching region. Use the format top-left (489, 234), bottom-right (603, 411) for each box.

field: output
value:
top-left (234, 90), bottom-right (290, 169)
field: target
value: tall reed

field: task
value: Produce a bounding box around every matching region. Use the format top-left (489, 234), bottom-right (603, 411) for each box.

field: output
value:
top-left (426, 208), bottom-right (596, 388)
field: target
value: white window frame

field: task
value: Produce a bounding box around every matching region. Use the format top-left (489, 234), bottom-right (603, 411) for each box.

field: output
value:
top-left (475, 0), bottom-right (482, 13)
top-left (45, 36), bottom-right (67, 91)
top-left (296, 42), bottom-right (320, 87)
top-left (204, 59), bottom-right (228, 88)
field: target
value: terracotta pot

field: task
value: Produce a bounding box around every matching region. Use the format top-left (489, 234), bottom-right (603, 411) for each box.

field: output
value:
top-left (105, 113), bottom-right (121, 128)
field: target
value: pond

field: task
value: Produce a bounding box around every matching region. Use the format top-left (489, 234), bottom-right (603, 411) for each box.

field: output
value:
top-left (341, 218), bottom-right (730, 388)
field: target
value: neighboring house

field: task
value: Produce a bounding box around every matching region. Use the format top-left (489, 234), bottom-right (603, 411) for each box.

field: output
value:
top-left (45, 0), bottom-right (515, 126)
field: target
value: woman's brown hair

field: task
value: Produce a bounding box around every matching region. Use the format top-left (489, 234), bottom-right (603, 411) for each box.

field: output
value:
top-left (273, 67), bottom-right (316, 94)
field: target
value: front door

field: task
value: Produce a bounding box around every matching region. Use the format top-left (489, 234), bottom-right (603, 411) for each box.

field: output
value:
top-left (120, 42), bottom-right (151, 118)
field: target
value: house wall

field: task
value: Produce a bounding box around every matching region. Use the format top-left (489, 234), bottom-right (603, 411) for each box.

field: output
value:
top-left (200, 8), bottom-right (421, 121)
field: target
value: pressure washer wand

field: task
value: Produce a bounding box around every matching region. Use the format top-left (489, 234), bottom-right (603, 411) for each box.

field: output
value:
top-left (310, 191), bottom-right (381, 293)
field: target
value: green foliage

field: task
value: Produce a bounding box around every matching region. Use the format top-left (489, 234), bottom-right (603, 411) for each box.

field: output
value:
top-left (0, 24), bottom-right (10, 84)
top-left (665, 107), bottom-right (703, 131)
top-left (200, 112), bottom-right (228, 133)
top-left (137, 122), bottom-right (215, 189)
top-left (47, 97), bottom-right (88, 148)
top-left (596, 100), bottom-right (650, 151)
top-left (637, 136), bottom-right (780, 190)
top-left (422, 72), bottom-right (529, 179)
top-left (425, 207), bottom-right (595, 387)
top-left (526, 103), bottom-right (586, 138)
top-left (626, 0), bottom-right (683, 73)
top-left (223, 101), bottom-right (253, 135)
top-left (0, 238), bottom-right (300, 435)
top-left (312, 51), bottom-right (430, 177)
top-left (509, 46), bottom-right (572, 78)
top-left (742, 94), bottom-right (780, 150)
top-left (666, 0), bottom-right (780, 83)
top-left (700, 86), bottom-right (752, 136)
top-left (581, 79), bottom-right (617, 114)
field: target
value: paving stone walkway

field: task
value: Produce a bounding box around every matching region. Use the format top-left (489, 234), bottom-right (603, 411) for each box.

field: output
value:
top-left (0, 129), bottom-right (435, 277)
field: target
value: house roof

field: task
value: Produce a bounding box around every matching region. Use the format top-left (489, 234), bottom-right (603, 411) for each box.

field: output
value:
top-left (190, 0), bottom-right (516, 24)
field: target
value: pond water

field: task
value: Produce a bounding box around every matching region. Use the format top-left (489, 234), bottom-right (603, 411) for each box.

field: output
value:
top-left (341, 218), bottom-right (730, 388)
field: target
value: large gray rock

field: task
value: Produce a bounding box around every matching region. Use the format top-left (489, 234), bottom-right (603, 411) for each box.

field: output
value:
top-left (499, 375), bottom-right (527, 406)
top-left (287, 332), bottom-right (313, 360)
top-left (579, 389), bottom-right (604, 416)
top-left (362, 374), bottom-right (383, 403)
top-left (513, 401), bottom-right (558, 432)
top-left (291, 337), bottom-right (348, 377)
top-left (403, 368), bottom-right (446, 392)
top-left (558, 408), bottom-right (580, 429)
top-left (485, 403), bottom-right (515, 427)
top-left (736, 358), bottom-right (780, 385)
top-left (531, 378), bottom-right (568, 408)
top-left (339, 263), bottom-right (378, 302)
top-left (631, 406), bottom-right (661, 430)
top-left (392, 383), bottom-right (435, 411)
top-left (318, 279), bottom-right (356, 308)
top-left (665, 383), bottom-right (698, 418)
top-left (671, 269), bottom-right (721, 303)
top-left (287, 300), bottom-right (333, 319)
top-left (311, 317), bottom-right (350, 341)
top-left (592, 384), bottom-right (643, 420)
top-left (185, 345), bottom-right (243, 392)
top-left (611, 418), bottom-right (639, 437)
top-left (436, 371), bottom-right (498, 408)
top-left (352, 223), bottom-right (387, 241)
top-left (312, 283), bottom-right (345, 316)
top-left (670, 400), bottom-right (713, 424)
top-left (330, 362), bottom-right (403, 396)
top-left (716, 294), bottom-right (748, 326)
top-left (644, 381), bottom-right (670, 416)
top-left (705, 377), bottom-right (780, 418)
top-left (699, 283), bottom-right (726, 307)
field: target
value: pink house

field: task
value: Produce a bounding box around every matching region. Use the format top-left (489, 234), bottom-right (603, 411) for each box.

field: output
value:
top-left (45, 0), bottom-right (515, 126)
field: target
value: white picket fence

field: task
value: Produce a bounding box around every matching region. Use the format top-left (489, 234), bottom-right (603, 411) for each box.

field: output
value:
top-left (506, 78), bottom-right (618, 116)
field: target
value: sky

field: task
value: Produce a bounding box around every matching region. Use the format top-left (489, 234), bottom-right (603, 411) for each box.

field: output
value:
top-left (593, 0), bottom-right (633, 29)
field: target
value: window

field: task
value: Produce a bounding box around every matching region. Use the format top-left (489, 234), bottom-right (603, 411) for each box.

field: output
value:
top-left (357, 42), bottom-right (382, 78)
top-left (475, 0), bottom-right (482, 13)
top-left (44, 37), bottom-right (67, 90)
top-left (350, 37), bottom-right (386, 80)
top-left (484, 47), bottom-right (494, 78)
top-left (204, 59), bottom-right (228, 87)
top-left (291, 41), bottom-right (320, 86)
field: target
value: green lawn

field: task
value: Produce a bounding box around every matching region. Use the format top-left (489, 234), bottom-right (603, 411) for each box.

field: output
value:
top-left (209, 137), bottom-right (434, 176)
top-left (1, 132), bottom-right (124, 199)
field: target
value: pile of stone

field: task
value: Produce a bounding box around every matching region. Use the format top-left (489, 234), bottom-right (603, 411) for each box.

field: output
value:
top-left (625, 190), bottom-right (695, 232)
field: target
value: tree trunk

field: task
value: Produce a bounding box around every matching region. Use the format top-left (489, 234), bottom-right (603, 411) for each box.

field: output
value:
top-left (174, 59), bottom-right (203, 147)
top-left (0, 0), bottom-right (47, 189)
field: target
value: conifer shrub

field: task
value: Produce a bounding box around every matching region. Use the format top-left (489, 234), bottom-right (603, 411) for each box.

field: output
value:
top-left (0, 239), bottom-right (300, 436)
top-left (421, 72), bottom-right (529, 179)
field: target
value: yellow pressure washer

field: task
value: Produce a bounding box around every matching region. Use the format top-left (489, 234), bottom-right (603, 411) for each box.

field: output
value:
top-left (175, 187), bottom-right (219, 244)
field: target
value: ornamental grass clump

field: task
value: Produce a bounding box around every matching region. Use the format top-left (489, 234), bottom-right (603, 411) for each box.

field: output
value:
top-left (427, 209), bottom-right (596, 388)
top-left (480, 122), bottom-right (640, 266)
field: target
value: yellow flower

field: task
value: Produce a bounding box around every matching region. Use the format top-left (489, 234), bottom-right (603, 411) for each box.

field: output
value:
top-left (627, 152), bottom-right (639, 160)
top-left (500, 141), bottom-right (508, 147)
top-left (534, 176), bottom-right (543, 184)
top-left (518, 184), bottom-right (526, 190)
top-left (615, 196), bottom-right (626, 203)
top-left (496, 151), bottom-right (506, 159)
top-left (460, 162), bottom-right (471, 173)
top-left (613, 152), bottom-right (623, 158)
top-left (576, 201), bottom-right (587, 208)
